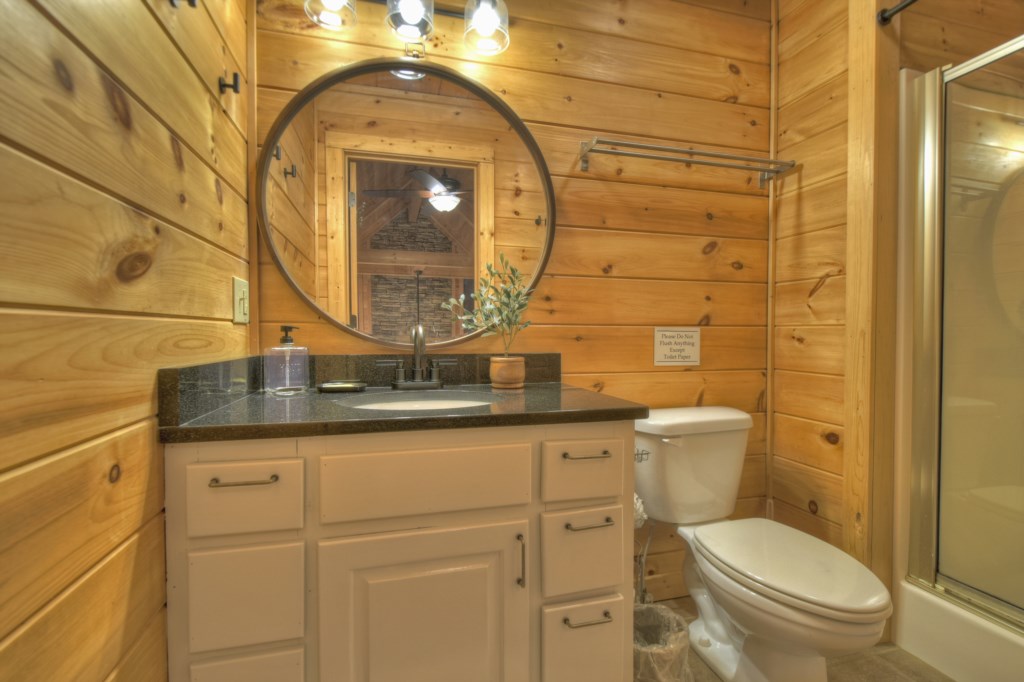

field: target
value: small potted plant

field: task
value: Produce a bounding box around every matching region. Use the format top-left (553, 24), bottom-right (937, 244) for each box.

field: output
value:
top-left (443, 252), bottom-right (532, 389)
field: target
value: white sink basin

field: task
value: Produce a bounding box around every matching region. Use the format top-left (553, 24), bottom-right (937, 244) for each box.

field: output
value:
top-left (340, 390), bottom-right (499, 411)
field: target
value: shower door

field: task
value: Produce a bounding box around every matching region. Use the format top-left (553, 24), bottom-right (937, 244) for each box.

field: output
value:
top-left (908, 35), bottom-right (1024, 631)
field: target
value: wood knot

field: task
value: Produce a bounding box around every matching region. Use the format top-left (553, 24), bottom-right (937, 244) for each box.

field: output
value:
top-left (102, 73), bottom-right (132, 130)
top-left (602, 264), bottom-right (613, 274)
top-left (705, 212), bottom-right (714, 221)
top-left (731, 261), bottom-right (744, 270)
top-left (53, 58), bottom-right (74, 92)
top-left (116, 252), bottom-right (153, 282)
top-left (215, 178), bottom-right (224, 205)
top-left (749, 119), bottom-right (758, 127)
top-left (574, 335), bottom-right (583, 342)
top-left (171, 136), bottom-right (185, 171)
top-left (702, 241), bottom-right (718, 254)
top-left (178, 192), bottom-right (187, 205)
top-left (825, 432), bottom-right (840, 445)
top-left (728, 63), bottom-right (741, 75)
top-left (808, 500), bottom-right (819, 514)
top-left (697, 314), bottom-right (711, 326)
top-left (617, 17), bottom-right (626, 25)
top-left (564, 95), bottom-right (573, 103)
top-left (108, 464), bottom-right (121, 484)
top-left (725, 96), bottom-right (738, 104)
top-left (514, 186), bottom-right (522, 197)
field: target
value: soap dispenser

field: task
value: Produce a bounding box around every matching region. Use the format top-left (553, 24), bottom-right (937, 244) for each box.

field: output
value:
top-left (263, 325), bottom-right (309, 395)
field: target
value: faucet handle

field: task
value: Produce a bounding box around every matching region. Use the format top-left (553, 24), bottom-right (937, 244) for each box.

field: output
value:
top-left (429, 357), bottom-right (458, 383)
top-left (375, 359), bottom-right (406, 383)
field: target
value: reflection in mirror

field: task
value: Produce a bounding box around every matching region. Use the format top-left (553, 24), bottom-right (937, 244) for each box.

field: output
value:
top-left (259, 60), bottom-right (554, 348)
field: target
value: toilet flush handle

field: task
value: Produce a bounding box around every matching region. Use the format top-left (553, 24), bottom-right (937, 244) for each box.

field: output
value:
top-left (659, 436), bottom-right (684, 448)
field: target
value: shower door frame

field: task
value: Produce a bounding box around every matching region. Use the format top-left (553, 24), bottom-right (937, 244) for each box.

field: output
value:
top-left (906, 34), bottom-right (1024, 635)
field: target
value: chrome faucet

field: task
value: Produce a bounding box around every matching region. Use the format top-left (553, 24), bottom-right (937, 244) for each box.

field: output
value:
top-left (391, 271), bottom-right (443, 390)
top-left (410, 323), bottom-right (427, 382)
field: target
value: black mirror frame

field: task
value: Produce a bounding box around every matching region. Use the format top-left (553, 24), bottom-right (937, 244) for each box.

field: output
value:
top-left (255, 57), bottom-right (557, 350)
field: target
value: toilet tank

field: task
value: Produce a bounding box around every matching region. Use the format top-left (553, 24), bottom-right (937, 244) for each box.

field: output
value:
top-left (634, 406), bottom-right (753, 525)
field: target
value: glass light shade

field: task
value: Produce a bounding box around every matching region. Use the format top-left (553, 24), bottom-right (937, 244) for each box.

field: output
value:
top-left (464, 0), bottom-right (509, 55)
top-left (304, 0), bottom-right (356, 30)
top-left (428, 194), bottom-right (461, 212)
top-left (386, 0), bottom-right (435, 41)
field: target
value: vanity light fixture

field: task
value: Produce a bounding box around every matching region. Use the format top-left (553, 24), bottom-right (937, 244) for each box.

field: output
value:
top-left (464, 0), bottom-right (509, 55)
top-left (305, 1), bottom-right (512, 55)
top-left (304, 0), bottom-right (357, 30)
top-left (386, 0), bottom-right (435, 40)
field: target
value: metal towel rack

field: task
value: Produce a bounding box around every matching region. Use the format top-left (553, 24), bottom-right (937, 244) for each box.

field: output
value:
top-left (578, 137), bottom-right (796, 188)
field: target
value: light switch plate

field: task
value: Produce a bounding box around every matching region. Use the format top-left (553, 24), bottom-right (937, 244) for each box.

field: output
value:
top-left (232, 276), bottom-right (250, 324)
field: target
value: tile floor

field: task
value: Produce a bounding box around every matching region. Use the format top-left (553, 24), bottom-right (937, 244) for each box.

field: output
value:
top-left (659, 598), bottom-right (956, 682)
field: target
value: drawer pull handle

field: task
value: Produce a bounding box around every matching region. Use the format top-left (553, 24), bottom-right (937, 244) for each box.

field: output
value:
top-left (563, 611), bottom-right (613, 629)
top-left (562, 449), bottom-right (611, 461)
top-left (208, 474), bottom-right (279, 488)
top-left (565, 516), bottom-right (614, 532)
top-left (516, 533), bottom-right (526, 588)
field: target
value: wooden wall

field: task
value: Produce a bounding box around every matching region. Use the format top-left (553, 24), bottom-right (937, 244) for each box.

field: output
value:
top-left (769, 0), bottom-right (1023, 589)
top-left (772, 0), bottom-right (849, 547)
top-left (0, 0), bottom-right (250, 679)
top-left (255, 0), bottom-right (773, 599)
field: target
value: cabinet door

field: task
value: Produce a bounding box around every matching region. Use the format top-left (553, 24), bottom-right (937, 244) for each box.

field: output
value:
top-left (319, 520), bottom-right (529, 682)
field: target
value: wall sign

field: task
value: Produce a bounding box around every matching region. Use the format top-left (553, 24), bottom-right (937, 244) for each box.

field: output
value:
top-left (654, 327), bottom-right (701, 366)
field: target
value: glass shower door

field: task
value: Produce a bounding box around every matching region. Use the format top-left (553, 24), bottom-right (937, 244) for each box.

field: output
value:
top-left (908, 34), bottom-right (1024, 631)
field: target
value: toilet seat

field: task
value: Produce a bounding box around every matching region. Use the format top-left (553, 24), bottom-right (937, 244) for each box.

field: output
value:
top-left (692, 518), bottom-right (892, 624)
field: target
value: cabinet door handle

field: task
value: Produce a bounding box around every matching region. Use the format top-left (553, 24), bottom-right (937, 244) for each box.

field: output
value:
top-left (562, 449), bottom-right (611, 460)
top-left (563, 610), bottom-right (613, 629)
top-left (208, 474), bottom-right (279, 488)
top-left (218, 72), bottom-right (241, 94)
top-left (565, 516), bottom-right (614, 532)
top-left (515, 533), bottom-right (526, 588)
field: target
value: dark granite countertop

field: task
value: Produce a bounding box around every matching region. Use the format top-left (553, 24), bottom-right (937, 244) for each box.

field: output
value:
top-left (157, 354), bottom-right (647, 443)
top-left (159, 382), bottom-right (649, 443)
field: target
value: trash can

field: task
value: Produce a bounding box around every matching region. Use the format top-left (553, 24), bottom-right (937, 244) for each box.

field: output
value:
top-left (633, 603), bottom-right (694, 682)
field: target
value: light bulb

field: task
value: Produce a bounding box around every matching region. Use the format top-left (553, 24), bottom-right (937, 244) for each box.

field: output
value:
top-left (322, 0), bottom-right (344, 10)
top-left (428, 194), bottom-right (461, 212)
top-left (398, 0), bottom-right (425, 24)
top-left (470, 3), bottom-right (499, 37)
top-left (318, 10), bottom-right (342, 28)
top-left (304, 0), bottom-right (355, 30)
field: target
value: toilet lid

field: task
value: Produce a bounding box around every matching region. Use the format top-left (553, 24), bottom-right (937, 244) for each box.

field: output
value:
top-left (693, 518), bottom-right (891, 616)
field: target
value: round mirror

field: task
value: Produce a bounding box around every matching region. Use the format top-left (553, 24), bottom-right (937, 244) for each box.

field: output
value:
top-left (257, 58), bottom-right (555, 349)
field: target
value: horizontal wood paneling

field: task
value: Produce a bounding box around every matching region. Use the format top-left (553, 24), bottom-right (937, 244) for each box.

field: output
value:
top-left (103, 609), bottom-right (167, 682)
top-left (531, 278), bottom-right (766, 326)
top-left (0, 145), bottom-right (246, 318)
top-left (546, 228), bottom-right (767, 282)
top-left (774, 325), bottom-right (846, 375)
top-left (773, 369), bottom-right (844, 425)
top-left (0, 312), bottom-right (248, 471)
top-left (778, 19), bottom-right (848, 108)
top-left (775, 175), bottom-right (847, 239)
top-left (774, 413), bottom-right (844, 476)
top-left (0, 515), bottom-right (165, 680)
top-left (775, 224), bottom-right (846, 282)
top-left (0, 422), bottom-right (163, 639)
top-left (774, 274), bottom-right (846, 326)
top-left (773, 498), bottom-right (843, 547)
top-left (773, 458), bottom-right (843, 525)
top-left (1, 3), bottom-right (249, 678)
top-left (0, 0), bottom-right (247, 259)
top-left (564, 371), bottom-right (765, 413)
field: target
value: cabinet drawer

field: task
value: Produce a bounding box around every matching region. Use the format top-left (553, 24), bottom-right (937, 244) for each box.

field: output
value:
top-left (188, 542), bottom-right (304, 653)
top-left (541, 438), bottom-right (623, 501)
top-left (186, 459), bottom-right (303, 538)
top-left (540, 504), bottom-right (624, 597)
top-left (190, 647), bottom-right (304, 682)
top-left (542, 594), bottom-right (626, 682)
top-left (320, 443), bottom-right (531, 523)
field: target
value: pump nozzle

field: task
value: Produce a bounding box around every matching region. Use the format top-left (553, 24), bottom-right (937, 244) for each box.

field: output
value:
top-left (280, 325), bottom-right (299, 344)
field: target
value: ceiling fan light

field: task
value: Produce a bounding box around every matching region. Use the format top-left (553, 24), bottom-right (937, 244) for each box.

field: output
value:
top-left (428, 194), bottom-right (461, 212)
top-left (464, 0), bottom-right (509, 55)
top-left (304, 0), bottom-right (356, 30)
top-left (387, 0), bottom-right (435, 41)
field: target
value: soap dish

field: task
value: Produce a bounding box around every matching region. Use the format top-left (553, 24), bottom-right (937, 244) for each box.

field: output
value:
top-left (317, 380), bottom-right (367, 393)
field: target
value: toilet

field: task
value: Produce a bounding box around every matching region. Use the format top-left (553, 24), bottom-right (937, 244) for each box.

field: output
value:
top-left (635, 406), bottom-right (892, 682)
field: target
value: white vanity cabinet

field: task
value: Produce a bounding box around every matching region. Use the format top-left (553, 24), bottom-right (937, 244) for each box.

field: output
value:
top-left (165, 420), bottom-right (634, 682)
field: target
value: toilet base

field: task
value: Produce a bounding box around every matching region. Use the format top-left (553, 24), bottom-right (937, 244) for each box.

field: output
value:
top-left (689, 618), bottom-right (828, 682)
